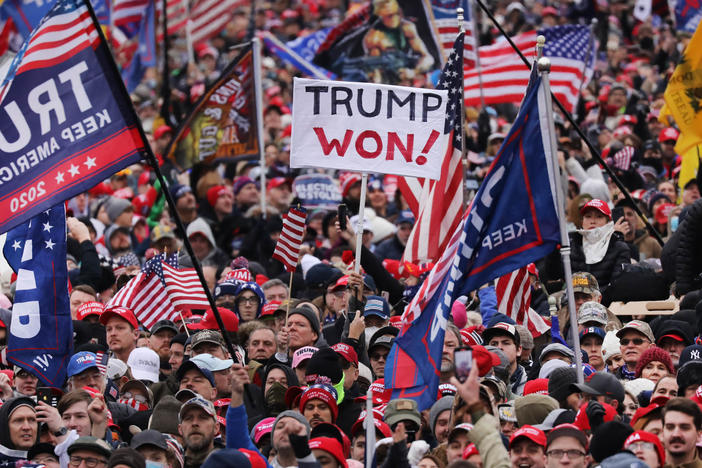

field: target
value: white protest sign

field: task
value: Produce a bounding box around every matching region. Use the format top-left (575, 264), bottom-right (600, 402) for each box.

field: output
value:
top-left (290, 77), bottom-right (449, 180)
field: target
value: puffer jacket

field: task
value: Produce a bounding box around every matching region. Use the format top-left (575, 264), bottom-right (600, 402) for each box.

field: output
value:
top-left (569, 230), bottom-right (631, 291)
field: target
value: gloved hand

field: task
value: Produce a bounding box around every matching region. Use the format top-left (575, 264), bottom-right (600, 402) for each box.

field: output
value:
top-left (586, 400), bottom-right (606, 431)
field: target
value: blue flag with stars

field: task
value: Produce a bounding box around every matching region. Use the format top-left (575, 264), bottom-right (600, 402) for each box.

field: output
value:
top-left (2, 204), bottom-right (73, 386)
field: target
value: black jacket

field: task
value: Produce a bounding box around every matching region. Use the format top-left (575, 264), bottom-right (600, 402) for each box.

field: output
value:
top-left (569, 231), bottom-right (631, 290)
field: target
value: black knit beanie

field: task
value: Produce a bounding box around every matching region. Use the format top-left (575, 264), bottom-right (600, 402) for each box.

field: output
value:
top-left (305, 348), bottom-right (343, 385)
top-left (548, 367), bottom-right (577, 404)
top-left (589, 421), bottom-right (634, 463)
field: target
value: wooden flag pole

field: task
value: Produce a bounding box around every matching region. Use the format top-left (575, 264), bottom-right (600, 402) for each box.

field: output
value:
top-left (354, 174), bottom-right (369, 274)
top-left (82, 0), bottom-right (241, 363)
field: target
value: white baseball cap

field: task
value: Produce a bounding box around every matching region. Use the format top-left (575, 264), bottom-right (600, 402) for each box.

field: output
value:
top-left (127, 347), bottom-right (160, 383)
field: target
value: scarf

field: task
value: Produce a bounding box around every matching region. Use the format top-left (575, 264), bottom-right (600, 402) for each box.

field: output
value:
top-left (620, 365), bottom-right (636, 380)
top-left (579, 222), bottom-right (615, 264)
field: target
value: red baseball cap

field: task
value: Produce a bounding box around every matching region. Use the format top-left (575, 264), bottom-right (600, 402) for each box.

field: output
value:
top-left (266, 177), bottom-right (290, 191)
top-left (330, 276), bottom-right (349, 291)
top-left (658, 127), bottom-right (679, 143)
top-left (260, 301), bottom-right (283, 318)
top-left (509, 425), bottom-right (546, 449)
top-left (331, 343), bottom-right (358, 367)
top-left (355, 379), bottom-right (391, 406)
top-left (153, 124), bottom-right (172, 140)
top-left (251, 417), bottom-right (276, 443)
top-left (308, 437), bottom-right (348, 468)
top-left (523, 378), bottom-right (549, 396)
top-left (187, 307), bottom-right (239, 332)
top-left (100, 306), bottom-right (138, 329)
top-left (239, 449), bottom-right (268, 468)
top-left (624, 431), bottom-right (665, 466)
top-left (473, 345), bottom-right (501, 377)
top-left (351, 412), bottom-right (392, 438)
top-left (631, 403), bottom-right (663, 429)
top-left (580, 199), bottom-right (612, 218)
top-left (76, 301), bottom-right (105, 321)
top-left (462, 443), bottom-right (479, 459)
top-left (206, 185), bottom-right (229, 207)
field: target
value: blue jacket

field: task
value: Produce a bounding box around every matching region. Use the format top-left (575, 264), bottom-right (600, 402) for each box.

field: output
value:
top-left (225, 404), bottom-right (273, 468)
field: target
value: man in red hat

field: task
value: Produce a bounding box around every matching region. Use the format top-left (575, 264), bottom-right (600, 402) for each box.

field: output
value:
top-left (299, 385), bottom-right (338, 429)
top-left (100, 307), bottom-right (139, 363)
top-left (510, 425), bottom-right (547, 468)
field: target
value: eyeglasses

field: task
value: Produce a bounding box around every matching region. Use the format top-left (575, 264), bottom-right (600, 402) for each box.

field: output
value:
top-left (370, 352), bottom-right (388, 361)
top-left (546, 449), bottom-right (586, 459)
top-left (237, 296), bottom-right (259, 305)
top-left (626, 441), bottom-right (656, 452)
top-left (620, 337), bottom-right (647, 346)
top-left (69, 456), bottom-right (108, 467)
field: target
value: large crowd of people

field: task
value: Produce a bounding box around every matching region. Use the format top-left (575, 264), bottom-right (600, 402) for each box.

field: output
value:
top-left (2, 0), bottom-right (702, 467)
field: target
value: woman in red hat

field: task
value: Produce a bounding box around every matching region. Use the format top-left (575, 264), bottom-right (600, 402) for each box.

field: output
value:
top-left (569, 199), bottom-right (632, 291)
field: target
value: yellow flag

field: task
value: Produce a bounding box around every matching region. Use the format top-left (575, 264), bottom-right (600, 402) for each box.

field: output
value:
top-left (659, 22), bottom-right (702, 190)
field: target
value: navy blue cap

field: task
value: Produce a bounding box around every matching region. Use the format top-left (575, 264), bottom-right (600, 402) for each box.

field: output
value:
top-left (67, 351), bottom-right (100, 378)
top-left (678, 344), bottom-right (702, 369)
top-left (364, 296), bottom-right (390, 320)
top-left (176, 360), bottom-right (215, 387)
top-left (395, 210), bottom-right (415, 225)
top-left (579, 327), bottom-right (606, 340)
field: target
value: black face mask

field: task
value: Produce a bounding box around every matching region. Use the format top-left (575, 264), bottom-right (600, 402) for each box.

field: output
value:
top-left (640, 36), bottom-right (654, 51)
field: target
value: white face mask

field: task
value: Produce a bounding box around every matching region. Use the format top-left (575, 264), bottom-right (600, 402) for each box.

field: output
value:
top-left (578, 221), bottom-right (615, 264)
top-left (364, 326), bottom-right (379, 345)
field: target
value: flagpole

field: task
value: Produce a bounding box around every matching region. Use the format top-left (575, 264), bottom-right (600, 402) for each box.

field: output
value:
top-left (253, 37), bottom-right (267, 219)
top-left (538, 55), bottom-right (583, 384)
top-left (466, 0), bottom-right (485, 108)
top-left (457, 8), bottom-right (467, 211)
top-left (160, 0), bottom-right (173, 127)
top-left (81, 0), bottom-right (241, 364)
top-left (354, 173), bottom-right (368, 274)
top-left (364, 386), bottom-right (376, 468)
top-left (471, 0), bottom-right (664, 247)
top-left (184, 0), bottom-right (194, 65)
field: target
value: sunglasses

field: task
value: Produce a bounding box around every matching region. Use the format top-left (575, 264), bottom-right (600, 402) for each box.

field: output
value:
top-left (620, 337), bottom-right (647, 346)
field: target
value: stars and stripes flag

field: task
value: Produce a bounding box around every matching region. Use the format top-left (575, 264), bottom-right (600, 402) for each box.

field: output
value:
top-left (112, 0), bottom-right (148, 30)
top-left (495, 265), bottom-right (551, 337)
top-left (400, 32), bottom-right (465, 263)
top-left (385, 66), bottom-right (561, 410)
top-left (425, 0), bottom-right (479, 67)
top-left (464, 25), bottom-right (595, 113)
top-left (107, 254), bottom-right (209, 328)
top-left (273, 207), bottom-right (307, 272)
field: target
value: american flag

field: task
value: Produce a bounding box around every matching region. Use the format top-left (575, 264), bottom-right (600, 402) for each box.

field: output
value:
top-left (156, 0), bottom-right (188, 41)
top-left (112, 0), bottom-right (148, 29)
top-left (400, 32), bottom-right (465, 263)
top-left (495, 266), bottom-right (550, 337)
top-left (611, 146), bottom-right (635, 171)
top-left (0, 0), bottom-right (99, 85)
top-left (107, 254), bottom-right (208, 327)
top-left (273, 207), bottom-right (307, 272)
top-left (426, 0), bottom-right (479, 67)
top-left (464, 25), bottom-right (595, 113)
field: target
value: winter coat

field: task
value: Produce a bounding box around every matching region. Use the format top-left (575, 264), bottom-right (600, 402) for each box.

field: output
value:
top-left (569, 230), bottom-right (631, 290)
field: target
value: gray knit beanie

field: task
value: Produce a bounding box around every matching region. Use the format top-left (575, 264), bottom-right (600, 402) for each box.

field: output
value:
top-left (429, 396), bottom-right (454, 433)
top-left (271, 410), bottom-right (311, 442)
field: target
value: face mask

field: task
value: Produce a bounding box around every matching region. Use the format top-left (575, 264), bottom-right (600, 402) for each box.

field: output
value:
top-left (118, 397), bottom-right (149, 411)
top-left (364, 326), bottom-right (379, 345)
top-left (265, 382), bottom-right (288, 415)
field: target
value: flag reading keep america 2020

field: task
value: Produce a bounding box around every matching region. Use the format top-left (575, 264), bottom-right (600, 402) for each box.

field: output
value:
top-left (385, 68), bottom-right (561, 410)
top-left (0, 0), bottom-right (148, 234)
top-left (2, 204), bottom-right (72, 386)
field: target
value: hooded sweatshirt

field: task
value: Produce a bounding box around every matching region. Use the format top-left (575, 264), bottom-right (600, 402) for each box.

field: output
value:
top-left (0, 397), bottom-right (36, 463)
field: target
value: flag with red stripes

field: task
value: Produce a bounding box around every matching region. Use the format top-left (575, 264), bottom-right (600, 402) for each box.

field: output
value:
top-left (464, 25), bottom-right (595, 113)
top-left (189, 0), bottom-right (246, 45)
top-left (112, 0), bottom-right (148, 29)
top-left (162, 262), bottom-right (209, 310)
top-left (156, 0), bottom-right (188, 41)
top-left (106, 272), bottom-right (178, 329)
top-left (424, 0), bottom-right (478, 67)
top-left (495, 265), bottom-right (550, 337)
top-left (273, 207), bottom-right (307, 272)
top-left (402, 32), bottom-right (464, 263)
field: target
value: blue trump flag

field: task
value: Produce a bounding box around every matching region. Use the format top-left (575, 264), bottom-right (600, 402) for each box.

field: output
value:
top-left (3, 204), bottom-right (72, 386)
top-left (385, 68), bottom-right (561, 410)
top-left (0, 0), bottom-right (147, 234)
top-left (674, 0), bottom-right (702, 33)
top-left (122, 0), bottom-right (155, 92)
top-left (262, 30), bottom-right (335, 79)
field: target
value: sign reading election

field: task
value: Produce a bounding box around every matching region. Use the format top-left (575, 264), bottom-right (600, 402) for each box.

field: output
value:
top-left (290, 77), bottom-right (449, 180)
top-left (292, 174), bottom-right (342, 209)
top-left (0, 0), bottom-right (147, 234)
